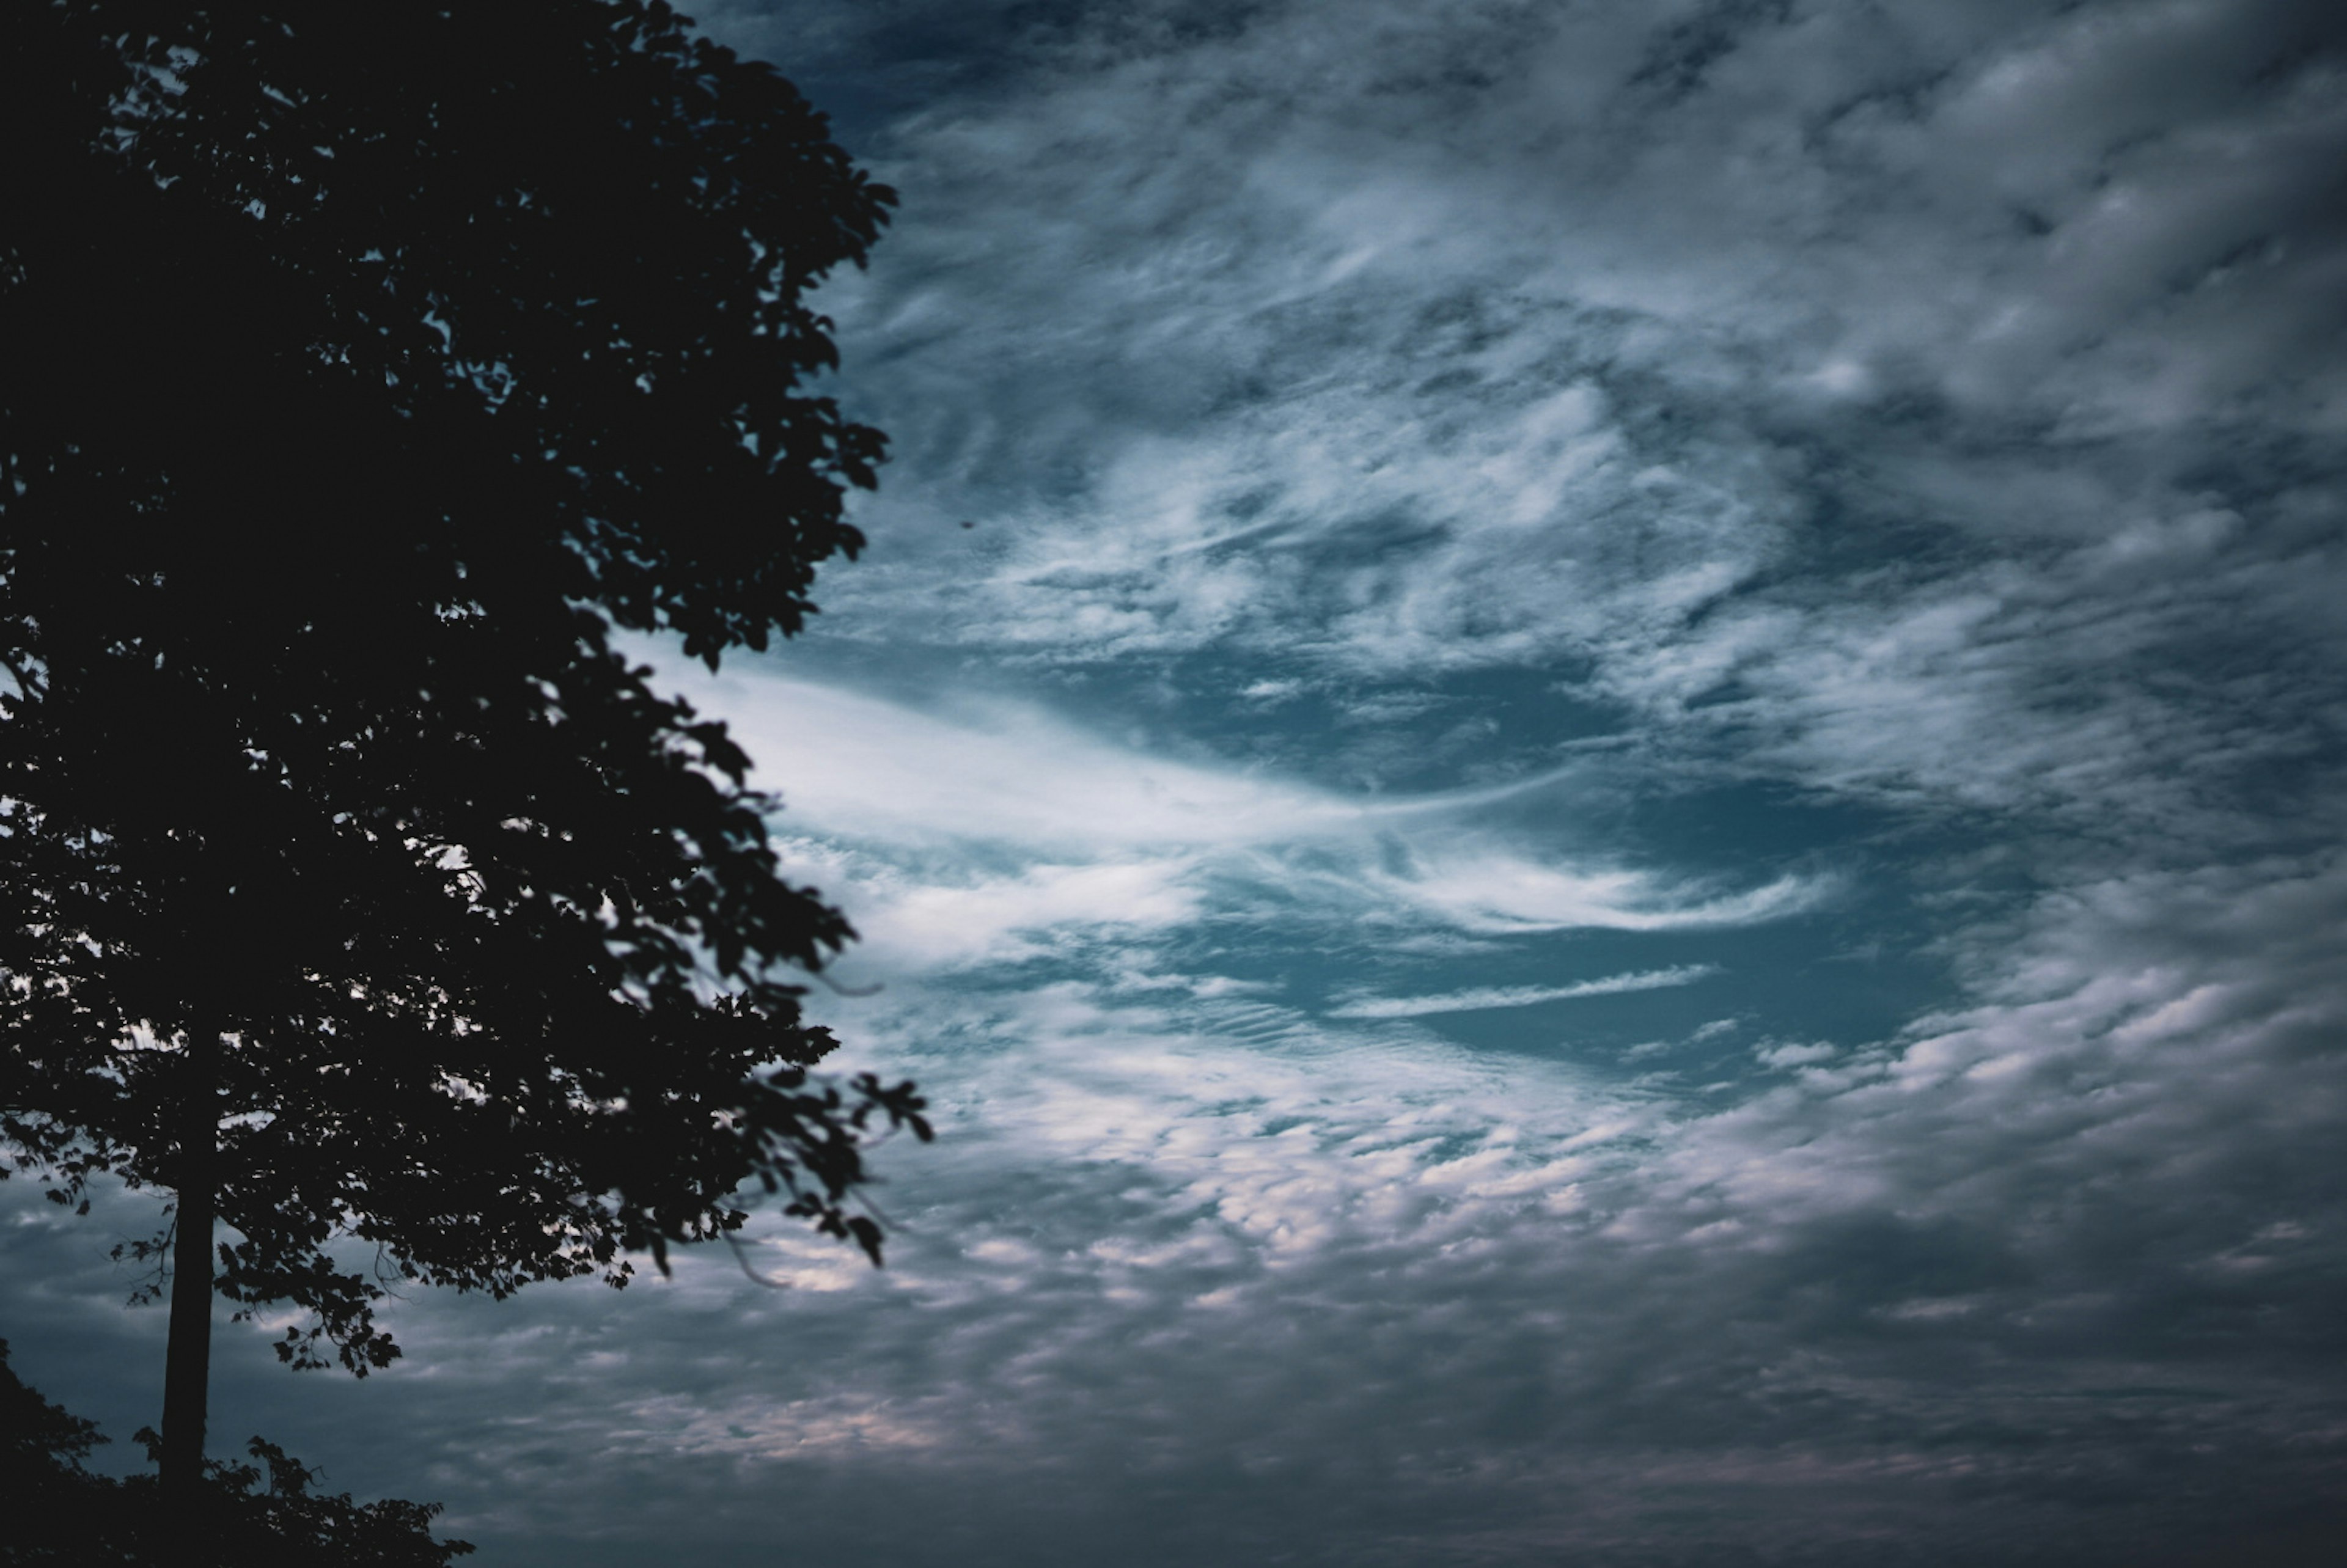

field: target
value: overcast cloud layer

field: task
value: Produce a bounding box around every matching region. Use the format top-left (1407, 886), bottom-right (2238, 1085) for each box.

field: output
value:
top-left (7, 2), bottom-right (2345, 1563)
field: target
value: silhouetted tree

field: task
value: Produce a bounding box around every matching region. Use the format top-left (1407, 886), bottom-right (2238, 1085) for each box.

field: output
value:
top-left (0, 0), bottom-right (928, 1542)
top-left (1, 1339), bottom-right (472, 1565)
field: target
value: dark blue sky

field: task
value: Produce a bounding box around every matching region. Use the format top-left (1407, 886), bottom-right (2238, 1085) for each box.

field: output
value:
top-left (7, 1), bottom-right (2346, 1562)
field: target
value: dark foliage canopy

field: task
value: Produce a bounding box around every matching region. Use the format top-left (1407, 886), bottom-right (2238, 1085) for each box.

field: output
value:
top-left (0, 0), bottom-right (927, 1374)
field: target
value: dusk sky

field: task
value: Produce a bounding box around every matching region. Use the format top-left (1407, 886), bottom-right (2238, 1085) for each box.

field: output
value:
top-left (7, 1), bottom-right (2347, 1562)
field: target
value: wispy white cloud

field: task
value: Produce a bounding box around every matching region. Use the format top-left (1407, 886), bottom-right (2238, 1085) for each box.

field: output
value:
top-left (1327, 964), bottom-right (1721, 1019)
top-left (647, 661), bottom-right (1823, 976)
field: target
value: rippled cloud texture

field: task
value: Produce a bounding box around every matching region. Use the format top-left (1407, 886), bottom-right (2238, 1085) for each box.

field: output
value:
top-left (7, 2), bottom-right (2344, 1563)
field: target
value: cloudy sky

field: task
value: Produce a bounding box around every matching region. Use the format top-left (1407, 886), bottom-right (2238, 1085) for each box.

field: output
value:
top-left (8, 1), bottom-right (2347, 1561)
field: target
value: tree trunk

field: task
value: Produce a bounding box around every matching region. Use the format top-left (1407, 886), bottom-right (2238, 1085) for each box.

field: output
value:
top-left (159, 1033), bottom-right (218, 1528)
